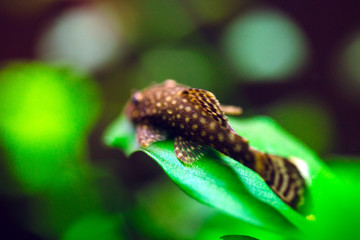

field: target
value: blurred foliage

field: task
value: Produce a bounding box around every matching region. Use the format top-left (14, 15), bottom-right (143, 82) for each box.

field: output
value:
top-left (133, 0), bottom-right (196, 45)
top-left (132, 177), bottom-right (214, 239)
top-left (187, 0), bottom-right (244, 23)
top-left (268, 99), bottom-right (335, 154)
top-left (0, 63), bottom-right (124, 239)
top-left (62, 212), bottom-right (124, 240)
top-left (135, 45), bottom-right (228, 93)
top-left (0, 62), bottom-right (100, 193)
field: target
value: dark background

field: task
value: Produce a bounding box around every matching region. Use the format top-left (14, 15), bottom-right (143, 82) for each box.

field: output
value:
top-left (0, 0), bottom-right (359, 239)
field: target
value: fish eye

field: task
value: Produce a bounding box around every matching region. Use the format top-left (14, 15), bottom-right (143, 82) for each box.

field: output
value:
top-left (132, 91), bottom-right (143, 104)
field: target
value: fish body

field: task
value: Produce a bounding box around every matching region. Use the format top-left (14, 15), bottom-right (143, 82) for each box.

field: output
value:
top-left (126, 80), bottom-right (305, 208)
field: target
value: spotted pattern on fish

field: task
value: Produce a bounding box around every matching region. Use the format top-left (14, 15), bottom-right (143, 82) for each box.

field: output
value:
top-left (125, 80), bottom-right (305, 208)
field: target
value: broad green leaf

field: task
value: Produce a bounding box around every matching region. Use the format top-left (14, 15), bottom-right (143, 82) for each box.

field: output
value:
top-left (104, 114), bottom-right (340, 238)
top-left (312, 157), bottom-right (360, 239)
top-left (326, 156), bottom-right (360, 186)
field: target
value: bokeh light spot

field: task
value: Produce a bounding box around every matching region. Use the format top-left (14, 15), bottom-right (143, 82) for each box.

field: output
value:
top-left (223, 9), bottom-right (308, 81)
top-left (341, 34), bottom-right (360, 82)
top-left (0, 62), bottom-right (101, 192)
top-left (0, 64), bottom-right (69, 144)
top-left (337, 33), bottom-right (360, 99)
top-left (0, 63), bottom-right (100, 145)
top-left (37, 4), bottom-right (124, 73)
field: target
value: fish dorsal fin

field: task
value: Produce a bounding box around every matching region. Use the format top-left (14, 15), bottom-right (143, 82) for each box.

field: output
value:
top-left (181, 88), bottom-right (228, 127)
top-left (136, 124), bottom-right (167, 147)
top-left (174, 136), bottom-right (206, 164)
top-left (220, 105), bottom-right (243, 116)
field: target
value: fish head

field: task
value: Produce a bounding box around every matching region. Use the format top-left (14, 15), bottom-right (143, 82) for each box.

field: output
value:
top-left (125, 90), bottom-right (143, 123)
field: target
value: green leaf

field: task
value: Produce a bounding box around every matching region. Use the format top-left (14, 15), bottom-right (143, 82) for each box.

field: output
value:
top-left (103, 114), bottom-right (138, 156)
top-left (326, 156), bottom-right (360, 186)
top-left (103, 114), bottom-right (338, 237)
top-left (313, 156), bottom-right (360, 239)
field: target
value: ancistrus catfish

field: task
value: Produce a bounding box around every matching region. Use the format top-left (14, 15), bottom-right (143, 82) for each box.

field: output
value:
top-left (125, 80), bottom-right (305, 208)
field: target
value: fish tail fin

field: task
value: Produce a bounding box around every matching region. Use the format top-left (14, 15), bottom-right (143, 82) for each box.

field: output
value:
top-left (250, 148), bottom-right (305, 208)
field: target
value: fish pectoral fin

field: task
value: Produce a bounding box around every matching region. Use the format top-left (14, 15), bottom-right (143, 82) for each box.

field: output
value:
top-left (220, 105), bottom-right (243, 116)
top-left (174, 136), bottom-right (206, 164)
top-left (136, 124), bottom-right (167, 147)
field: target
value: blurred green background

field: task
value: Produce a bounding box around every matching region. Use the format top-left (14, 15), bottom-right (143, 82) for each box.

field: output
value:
top-left (0, 0), bottom-right (359, 239)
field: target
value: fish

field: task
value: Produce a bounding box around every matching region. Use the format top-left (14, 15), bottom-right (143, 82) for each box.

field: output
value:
top-left (125, 79), bottom-right (305, 208)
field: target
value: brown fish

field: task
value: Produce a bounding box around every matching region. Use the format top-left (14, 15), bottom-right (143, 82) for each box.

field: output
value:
top-left (125, 80), bottom-right (305, 208)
